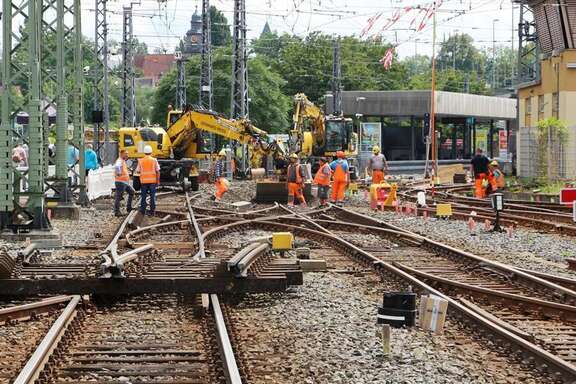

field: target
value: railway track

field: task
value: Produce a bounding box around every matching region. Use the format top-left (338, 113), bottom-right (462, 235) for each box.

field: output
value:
top-left (4, 189), bottom-right (576, 382)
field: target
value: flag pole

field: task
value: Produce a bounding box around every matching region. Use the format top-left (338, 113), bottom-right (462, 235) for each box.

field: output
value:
top-left (430, 1), bottom-right (438, 186)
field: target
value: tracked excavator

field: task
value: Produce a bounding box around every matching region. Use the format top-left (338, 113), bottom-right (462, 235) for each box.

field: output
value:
top-left (290, 93), bottom-right (358, 176)
top-left (118, 107), bottom-right (282, 190)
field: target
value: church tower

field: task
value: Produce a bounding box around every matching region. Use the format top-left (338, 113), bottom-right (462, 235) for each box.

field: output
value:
top-left (183, 7), bottom-right (203, 56)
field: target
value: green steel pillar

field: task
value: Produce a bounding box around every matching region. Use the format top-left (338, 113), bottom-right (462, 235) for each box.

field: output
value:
top-left (55, 0), bottom-right (70, 201)
top-left (28, 0), bottom-right (49, 229)
top-left (0, 0), bottom-right (15, 229)
top-left (73, 0), bottom-right (88, 205)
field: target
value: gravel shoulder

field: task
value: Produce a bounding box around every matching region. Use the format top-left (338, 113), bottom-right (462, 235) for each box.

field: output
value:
top-left (229, 271), bottom-right (551, 384)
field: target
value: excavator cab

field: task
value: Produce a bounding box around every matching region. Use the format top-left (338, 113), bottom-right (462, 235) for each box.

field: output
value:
top-left (324, 118), bottom-right (356, 155)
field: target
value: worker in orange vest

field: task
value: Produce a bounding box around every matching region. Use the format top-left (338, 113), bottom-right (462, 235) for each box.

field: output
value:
top-left (135, 145), bottom-right (160, 216)
top-left (113, 149), bottom-right (134, 217)
top-left (368, 146), bottom-right (388, 184)
top-left (330, 151), bottom-right (349, 206)
top-left (213, 149), bottom-right (229, 202)
top-left (313, 157), bottom-right (331, 207)
top-left (286, 153), bottom-right (307, 207)
top-left (488, 160), bottom-right (505, 193)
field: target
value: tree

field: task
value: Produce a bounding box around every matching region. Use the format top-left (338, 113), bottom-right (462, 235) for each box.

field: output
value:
top-left (151, 47), bottom-right (291, 133)
top-left (436, 33), bottom-right (485, 75)
top-left (210, 6), bottom-right (231, 47)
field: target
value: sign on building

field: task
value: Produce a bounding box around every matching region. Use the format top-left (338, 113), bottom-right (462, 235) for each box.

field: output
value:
top-left (360, 122), bottom-right (382, 153)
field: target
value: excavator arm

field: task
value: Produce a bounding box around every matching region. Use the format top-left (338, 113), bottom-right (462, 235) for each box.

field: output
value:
top-left (291, 93), bottom-right (326, 156)
top-left (166, 109), bottom-right (268, 157)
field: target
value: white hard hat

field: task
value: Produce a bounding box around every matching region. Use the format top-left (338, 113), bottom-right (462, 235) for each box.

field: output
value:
top-left (144, 145), bottom-right (153, 154)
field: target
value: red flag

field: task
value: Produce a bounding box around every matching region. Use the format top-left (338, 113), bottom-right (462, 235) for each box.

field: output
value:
top-left (379, 47), bottom-right (395, 70)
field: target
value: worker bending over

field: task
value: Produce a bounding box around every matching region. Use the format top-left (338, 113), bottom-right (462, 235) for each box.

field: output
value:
top-left (488, 160), bottom-right (505, 193)
top-left (214, 149), bottom-right (229, 202)
top-left (330, 151), bottom-right (350, 206)
top-left (313, 157), bottom-right (331, 207)
top-left (470, 148), bottom-right (489, 199)
top-left (136, 145), bottom-right (160, 216)
top-left (113, 150), bottom-right (134, 217)
top-left (287, 153), bottom-right (307, 207)
top-left (368, 146), bottom-right (388, 184)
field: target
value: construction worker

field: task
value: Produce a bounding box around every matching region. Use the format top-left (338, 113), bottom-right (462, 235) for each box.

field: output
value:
top-left (330, 151), bottom-right (350, 206)
top-left (214, 149), bottom-right (229, 202)
top-left (113, 149), bottom-right (134, 217)
top-left (287, 153), bottom-right (307, 207)
top-left (368, 145), bottom-right (388, 184)
top-left (488, 160), bottom-right (505, 193)
top-left (470, 148), bottom-right (490, 198)
top-left (136, 145), bottom-right (160, 216)
top-left (313, 157), bottom-right (331, 207)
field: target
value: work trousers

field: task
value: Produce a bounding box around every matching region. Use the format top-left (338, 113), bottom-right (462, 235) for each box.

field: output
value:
top-left (372, 170), bottom-right (384, 184)
top-left (140, 183), bottom-right (157, 215)
top-left (114, 182), bottom-right (134, 215)
top-left (474, 173), bottom-right (487, 199)
top-left (287, 182), bottom-right (306, 206)
top-left (331, 180), bottom-right (347, 203)
top-left (215, 177), bottom-right (228, 200)
top-left (317, 185), bottom-right (329, 205)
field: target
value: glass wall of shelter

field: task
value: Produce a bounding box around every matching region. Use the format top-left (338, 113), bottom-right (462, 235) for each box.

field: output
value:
top-left (360, 115), bottom-right (509, 161)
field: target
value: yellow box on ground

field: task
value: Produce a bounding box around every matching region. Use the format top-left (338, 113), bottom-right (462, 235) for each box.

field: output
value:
top-left (272, 232), bottom-right (294, 250)
top-left (436, 203), bottom-right (453, 217)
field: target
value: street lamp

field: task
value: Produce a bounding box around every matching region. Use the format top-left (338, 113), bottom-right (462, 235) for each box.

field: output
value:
top-left (492, 19), bottom-right (499, 90)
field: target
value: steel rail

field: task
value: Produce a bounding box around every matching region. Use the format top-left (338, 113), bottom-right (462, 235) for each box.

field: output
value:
top-left (0, 296), bottom-right (73, 323)
top-left (210, 294), bottom-right (242, 384)
top-left (199, 218), bottom-right (576, 380)
top-left (186, 192), bottom-right (206, 260)
top-left (13, 295), bottom-right (81, 384)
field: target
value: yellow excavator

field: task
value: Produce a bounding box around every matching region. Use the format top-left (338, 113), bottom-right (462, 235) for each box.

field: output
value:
top-left (291, 93), bottom-right (358, 176)
top-left (118, 107), bottom-right (276, 190)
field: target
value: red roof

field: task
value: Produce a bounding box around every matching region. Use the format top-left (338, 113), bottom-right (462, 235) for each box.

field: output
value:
top-left (134, 54), bottom-right (176, 82)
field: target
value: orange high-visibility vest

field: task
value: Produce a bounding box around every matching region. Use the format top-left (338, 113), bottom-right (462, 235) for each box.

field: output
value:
top-left (314, 163), bottom-right (331, 186)
top-left (115, 159), bottom-right (130, 183)
top-left (138, 156), bottom-right (158, 184)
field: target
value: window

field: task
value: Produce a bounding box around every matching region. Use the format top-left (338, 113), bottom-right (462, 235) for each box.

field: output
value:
top-left (552, 92), bottom-right (559, 118)
top-left (525, 97), bottom-right (532, 114)
top-left (123, 134), bottom-right (134, 147)
top-left (325, 121), bottom-right (348, 152)
top-left (538, 95), bottom-right (545, 120)
top-left (139, 128), bottom-right (158, 142)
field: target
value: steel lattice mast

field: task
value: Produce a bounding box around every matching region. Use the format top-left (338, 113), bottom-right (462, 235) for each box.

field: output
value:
top-left (122, 5), bottom-right (136, 127)
top-left (331, 38), bottom-right (342, 116)
top-left (176, 47), bottom-right (187, 110)
top-left (93, 0), bottom-right (110, 162)
top-left (231, 0), bottom-right (248, 119)
top-left (200, 0), bottom-right (213, 110)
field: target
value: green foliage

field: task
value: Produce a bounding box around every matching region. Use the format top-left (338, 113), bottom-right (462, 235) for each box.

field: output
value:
top-left (210, 6), bottom-right (232, 47)
top-left (436, 34), bottom-right (485, 74)
top-left (151, 47), bottom-right (291, 133)
top-left (536, 117), bottom-right (569, 182)
top-left (536, 117), bottom-right (569, 142)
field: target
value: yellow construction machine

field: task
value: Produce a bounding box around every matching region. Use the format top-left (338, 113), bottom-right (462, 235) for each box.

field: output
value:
top-left (291, 93), bottom-right (358, 159)
top-left (118, 107), bottom-right (275, 190)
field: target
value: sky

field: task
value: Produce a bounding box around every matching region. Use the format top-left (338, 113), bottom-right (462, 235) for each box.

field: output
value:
top-left (77, 0), bottom-right (521, 59)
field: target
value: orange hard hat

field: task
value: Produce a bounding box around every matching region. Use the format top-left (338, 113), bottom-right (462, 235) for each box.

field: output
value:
top-left (336, 151), bottom-right (345, 159)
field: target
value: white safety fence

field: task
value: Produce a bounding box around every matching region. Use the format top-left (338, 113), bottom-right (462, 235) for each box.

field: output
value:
top-left (86, 165), bottom-right (115, 200)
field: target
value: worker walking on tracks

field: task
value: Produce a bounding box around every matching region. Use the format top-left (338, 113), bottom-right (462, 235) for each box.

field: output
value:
top-left (213, 149), bottom-right (230, 203)
top-left (114, 150), bottom-right (134, 217)
top-left (488, 160), bottom-right (505, 194)
top-left (368, 146), bottom-right (388, 184)
top-left (313, 157), bottom-right (331, 207)
top-left (470, 148), bottom-right (490, 198)
top-left (287, 153), bottom-right (307, 207)
top-left (330, 151), bottom-right (350, 206)
top-left (136, 145), bottom-right (160, 216)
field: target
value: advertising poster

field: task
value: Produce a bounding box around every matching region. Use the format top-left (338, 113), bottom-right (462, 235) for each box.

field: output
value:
top-left (360, 122), bottom-right (382, 153)
top-left (498, 130), bottom-right (508, 160)
top-left (475, 128), bottom-right (488, 153)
